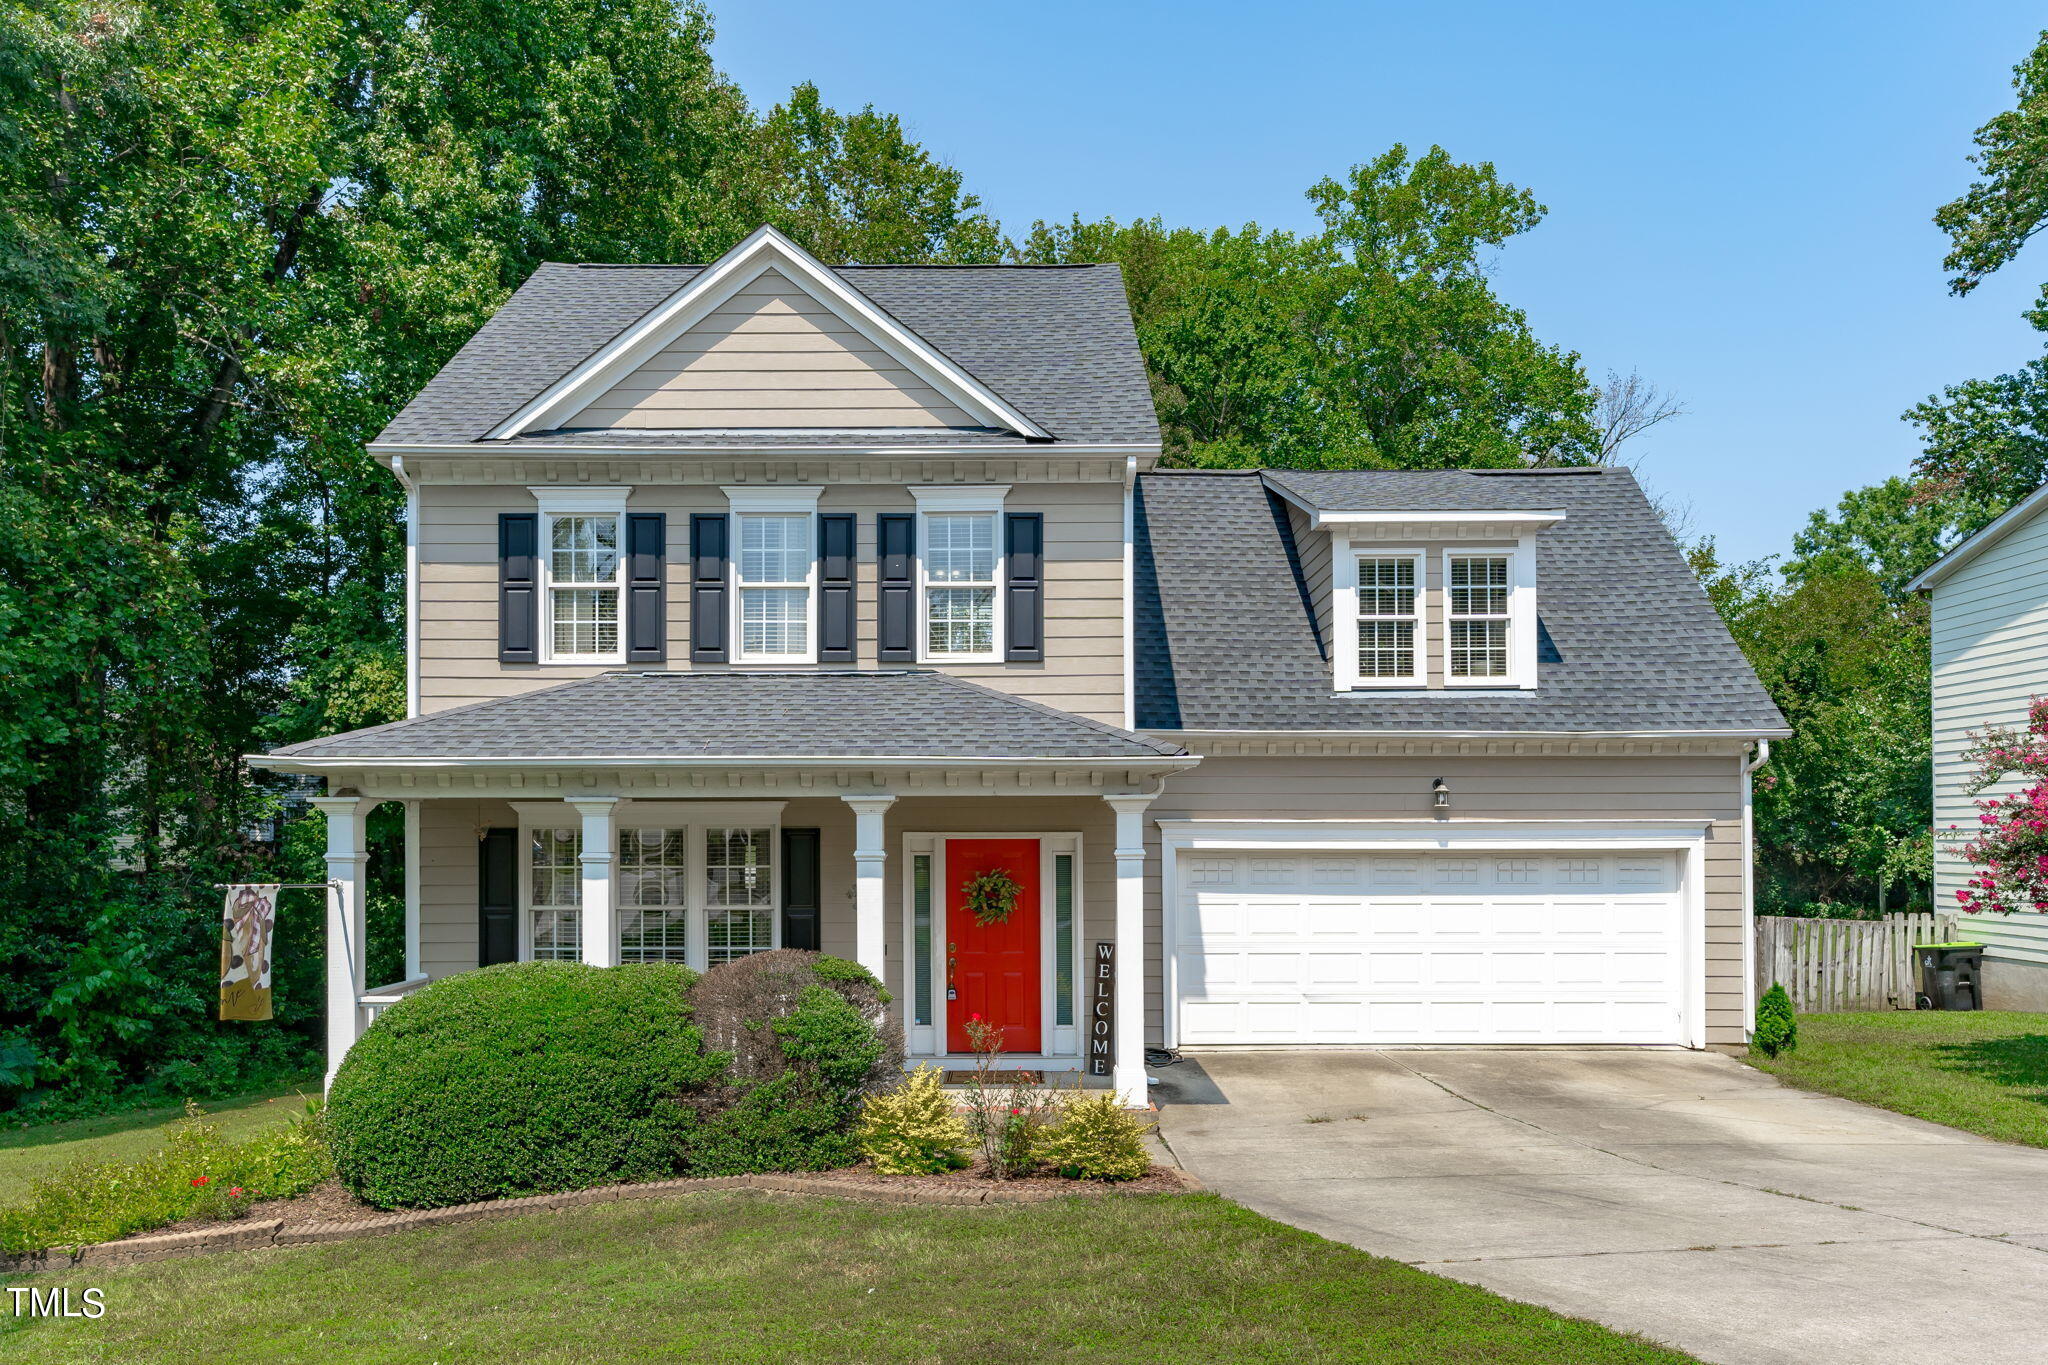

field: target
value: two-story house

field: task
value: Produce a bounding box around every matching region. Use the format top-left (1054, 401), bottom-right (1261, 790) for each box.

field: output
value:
top-left (253, 226), bottom-right (1788, 1101)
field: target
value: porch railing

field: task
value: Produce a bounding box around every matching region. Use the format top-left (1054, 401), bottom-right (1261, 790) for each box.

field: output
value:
top-left (358, 974), bottom-right (432, 1026)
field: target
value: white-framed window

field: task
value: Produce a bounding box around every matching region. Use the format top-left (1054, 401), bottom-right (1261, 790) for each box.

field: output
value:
top-left (618, 828), bottom-right (690, 963)
top-left (529, 486), bottom-right (630, 664)
top-left (515, 801), bottom-right (784, 969)
top-left (528, 826), bottom-right (583, 961)
top-left (725, 487), bottom-right (820, 664)
top-left (1446, 551), bottom-right (1512, 682)
top-left (705, 826), bottom-right (777, 965)
top-left (913, 486), bottom-right (1006, 662)
top-left (1332, 544), bottom-right (1424, 689)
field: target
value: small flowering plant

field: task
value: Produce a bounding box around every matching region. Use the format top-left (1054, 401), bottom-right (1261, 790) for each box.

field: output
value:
top-left (960, 1014), bottom-right (1060, 1178)
top-left (1956, 697), bottom-right (2048, 915)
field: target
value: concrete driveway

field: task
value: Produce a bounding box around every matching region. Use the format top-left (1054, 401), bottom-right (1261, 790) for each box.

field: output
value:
top-left (1154, 1049), bottom-right (2048, 1365)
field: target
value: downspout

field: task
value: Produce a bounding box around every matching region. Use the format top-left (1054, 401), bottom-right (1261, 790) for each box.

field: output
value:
top-left (1740, 739), bottom-right (1771, 1041)
top-left (389, 455), bottom-right (420, 721)
top-left (1121, 455), bottom-right (1137, 731)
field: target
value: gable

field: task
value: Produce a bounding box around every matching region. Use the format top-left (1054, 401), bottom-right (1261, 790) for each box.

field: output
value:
top-left (565, 267), bottom-right (979, 432)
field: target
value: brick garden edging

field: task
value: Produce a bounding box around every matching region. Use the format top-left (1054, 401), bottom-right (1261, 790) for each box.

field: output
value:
top-left (1, 1167), bottom-right (1205, 1276)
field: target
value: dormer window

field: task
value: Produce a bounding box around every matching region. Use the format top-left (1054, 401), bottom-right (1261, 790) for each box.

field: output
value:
top-left (1446, 553), bottom-right (1512, 681)
top-left (1354, 554), bottom-right (1423, 685)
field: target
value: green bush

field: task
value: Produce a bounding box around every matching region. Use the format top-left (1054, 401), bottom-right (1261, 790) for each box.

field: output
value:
top-left (1752, 982), bottom-right (1798, 1058)
top-left (0, 1101), bottom-right (332, 1253)
top-left (1037, 1094), bottom-right (1154, 1181)
top-left (683, 952), bottom-right (903, 1175)
top-left (858, 1065), bottom-right (971, 1175)
top-left (326, 962), bottom-right (722, 1208)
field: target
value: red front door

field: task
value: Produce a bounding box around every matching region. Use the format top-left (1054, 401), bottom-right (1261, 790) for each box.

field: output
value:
top-left (945, 838), bottom-right (1042, 1054)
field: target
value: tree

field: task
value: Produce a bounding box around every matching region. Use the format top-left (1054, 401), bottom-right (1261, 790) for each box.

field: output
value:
top-left (1015, 146), bottom-right (1603, 468)
top-left (1911, 29), bottom-right (2048, 506)
top-left (0, 0), bottom-right (1002, 1112)
top-left (1593, 369), bottom-right (1686, 464)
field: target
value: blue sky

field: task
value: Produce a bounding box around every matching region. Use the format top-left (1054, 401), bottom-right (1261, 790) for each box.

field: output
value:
top-left (713, 2), bottom-right (2048, 564)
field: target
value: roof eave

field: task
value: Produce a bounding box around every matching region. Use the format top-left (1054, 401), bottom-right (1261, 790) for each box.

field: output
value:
top-left (247, 752), bottom-right (1199, 772)
top-left (1905, 480), bottom-right (2048, 593)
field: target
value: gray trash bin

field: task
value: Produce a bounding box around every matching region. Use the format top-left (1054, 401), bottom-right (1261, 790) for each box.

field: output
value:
top-left (1915, 943), bottom-right (1984, 1011)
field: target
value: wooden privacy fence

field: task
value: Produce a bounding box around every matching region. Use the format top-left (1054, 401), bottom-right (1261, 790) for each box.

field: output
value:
top-left (1753, 912), bottom-right (1962, 1013)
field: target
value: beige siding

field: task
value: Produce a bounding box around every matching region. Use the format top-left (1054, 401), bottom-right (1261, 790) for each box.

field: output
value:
top-left (1145, 753), bottom-right (1749, 1046)
top-left (410, 759), bottom-right (1745, 1048)
top-left (1929, 503), bottom-right (2048, 967)
top-left (568, 271), bottom-right (975, 430)
top-left (416, 480), bottom-right (1127, 723)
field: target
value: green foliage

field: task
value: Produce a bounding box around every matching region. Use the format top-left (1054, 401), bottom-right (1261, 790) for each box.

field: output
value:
top-left (0, 1101), bottom-right (331, 1254)
top-left (683, 952), bottom-right (903, 1175)
top-left (1037, 1094), bottom-right (1155, 1182)
top-left (1015, 146), bottom-right (1601, 469)
top-left (1693, 478), bottom-right (1967, 910)
top-left (857, 1066), bottom-right (971, 1175)
top-left (1751, 983), bottom-right (1798, 1059)
top-left (325, 963), bottom-right (720, 1209)
top-left (0, 0), bottom-right (994, 1115)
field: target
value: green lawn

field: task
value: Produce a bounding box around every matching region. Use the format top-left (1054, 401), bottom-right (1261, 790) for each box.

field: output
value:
top-left (0, 1079), bottom-right (320, 1202)
top-left (0, 1191), bottom-right (1694, 1364)
top-left (1751, 1010), bottom-right (2048, 1145)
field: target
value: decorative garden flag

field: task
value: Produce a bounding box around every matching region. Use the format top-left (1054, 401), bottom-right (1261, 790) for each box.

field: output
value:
top-left (218, 884), bottom-right (280, 1022)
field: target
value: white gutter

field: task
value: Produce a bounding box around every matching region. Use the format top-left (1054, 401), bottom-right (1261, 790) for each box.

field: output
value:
top-left (368, 441), bottom-right (1158, 459)
top-left (1740, 738), bottom-right (1771, 1040)
top-left (246, 753), bottom-right (1203, 773)
top-left (388, 455), bottom-right (419, 719)
top-left (1147, 727), bottom-right (1792, 742)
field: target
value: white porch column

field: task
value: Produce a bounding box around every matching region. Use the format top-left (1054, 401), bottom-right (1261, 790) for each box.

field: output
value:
top-left (843, 796), bottom-right (897, 978)
top-left (570, 797), bottom-right (619, 968)
top-left (402, 799), bottom-right (422, 981)
top-left (313, 795), bottom-right (374, 1091)
top-left (1104, 793), bottom-right (1154, 1107)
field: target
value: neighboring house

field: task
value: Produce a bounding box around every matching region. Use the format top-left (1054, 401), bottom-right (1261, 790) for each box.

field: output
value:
top-left (251, 226), bottom-right (1788, 1096)
top-left (1909, 484), bottom-right (2048, 1009)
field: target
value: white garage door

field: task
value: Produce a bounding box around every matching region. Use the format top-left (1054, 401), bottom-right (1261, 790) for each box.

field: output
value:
top-left (1173, 848), bottom-right (1686, 1045)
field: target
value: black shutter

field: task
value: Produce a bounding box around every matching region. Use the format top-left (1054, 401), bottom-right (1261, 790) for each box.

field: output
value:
top-left (1004, 512), bottom-right (1044, 662)
top-left (781, 828), bottom-right (822, 952)
top-left (690, 513), bottom-right (729, 663)
top-left (625, 512), bottom-right (667, 663)
top-left (817, 513), bottom-right (856, 664)
top-left (478, 827), bottom-right (518, 966)
top-left (877, 512), bottom-right (916, 662)
top-left (498, 513), bottom-right (540, 664)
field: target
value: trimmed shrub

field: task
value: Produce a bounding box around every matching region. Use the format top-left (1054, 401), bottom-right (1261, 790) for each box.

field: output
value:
top-left (858, 1065), bottom-right (971, 1174)
top-left (1037, 1094), bottom-right (1154, 1182)
top-left (1752, 982), bottom-right (1798, 1058)
top-left (683, 951), bottom-right (903, 1175)
top-left (0, 1101), bottom-right (332, 1253)
top-left (326, 962), bottom-right (721, 1208)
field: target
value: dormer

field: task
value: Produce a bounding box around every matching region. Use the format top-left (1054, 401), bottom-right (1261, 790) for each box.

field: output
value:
top-left (1264, 475), bottom-right (1566, 693)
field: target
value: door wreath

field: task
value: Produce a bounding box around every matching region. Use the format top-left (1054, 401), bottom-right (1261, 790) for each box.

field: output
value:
top-left (962, 867), bottom-right (1023, 928)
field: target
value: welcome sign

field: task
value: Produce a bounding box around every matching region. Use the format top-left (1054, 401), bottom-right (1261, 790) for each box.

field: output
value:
top-left (1088, 940), bottom-right (1115, 1075)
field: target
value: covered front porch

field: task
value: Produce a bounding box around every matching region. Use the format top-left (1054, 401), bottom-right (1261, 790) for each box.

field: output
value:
top-left (253, 670), bottom-right (1196, 1106)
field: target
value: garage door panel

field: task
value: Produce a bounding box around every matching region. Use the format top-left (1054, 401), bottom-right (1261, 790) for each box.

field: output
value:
top-left (1174, 849), bottom-right (1686, 1046)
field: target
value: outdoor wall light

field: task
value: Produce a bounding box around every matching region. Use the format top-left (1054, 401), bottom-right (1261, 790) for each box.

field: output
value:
top-left (1432, 778), bottom-right (1451, 810)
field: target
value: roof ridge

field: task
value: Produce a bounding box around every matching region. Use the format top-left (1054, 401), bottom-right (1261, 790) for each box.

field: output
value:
top-left (558, 261), bottom-right (1105, 272)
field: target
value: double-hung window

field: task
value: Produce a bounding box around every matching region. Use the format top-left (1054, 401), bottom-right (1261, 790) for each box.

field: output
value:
top-left (913, 486), bottom-right (1005, 661)
top-left (618, 828), bottom-right (690, 963)
top-left (528, 826), bottom-right (583, 960)
top-left (1446, 553), bottom-right (1512, 681)
top-left (530, 488), bottom-right (630, 663)
top-left (726, 488), bottom-right (819, 663)
top-left (1335, 547), bottom-right (1423, 688)
top-left (705, 827), bottom-right (775, 965)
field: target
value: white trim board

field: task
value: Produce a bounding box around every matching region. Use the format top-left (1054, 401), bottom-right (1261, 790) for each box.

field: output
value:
top-left (488, 225), bottom-right (1051, 441)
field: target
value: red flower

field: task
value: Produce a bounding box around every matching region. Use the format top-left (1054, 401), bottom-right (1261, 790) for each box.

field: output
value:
top-left (1010, 1108), bottom-right (1021, 1115)
top-left (229, 1187), bottom-right (244, 1198)
top-left (191, 1176), bottom-right (209, 1187)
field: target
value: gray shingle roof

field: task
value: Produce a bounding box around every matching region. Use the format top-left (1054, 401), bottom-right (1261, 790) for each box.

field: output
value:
top-left (1134, 467), bottom-right (1788, 735)
top-left (261, 671), bottom-right (1188, 763)
top-left (376, 263), bottom-right (1159, 448)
